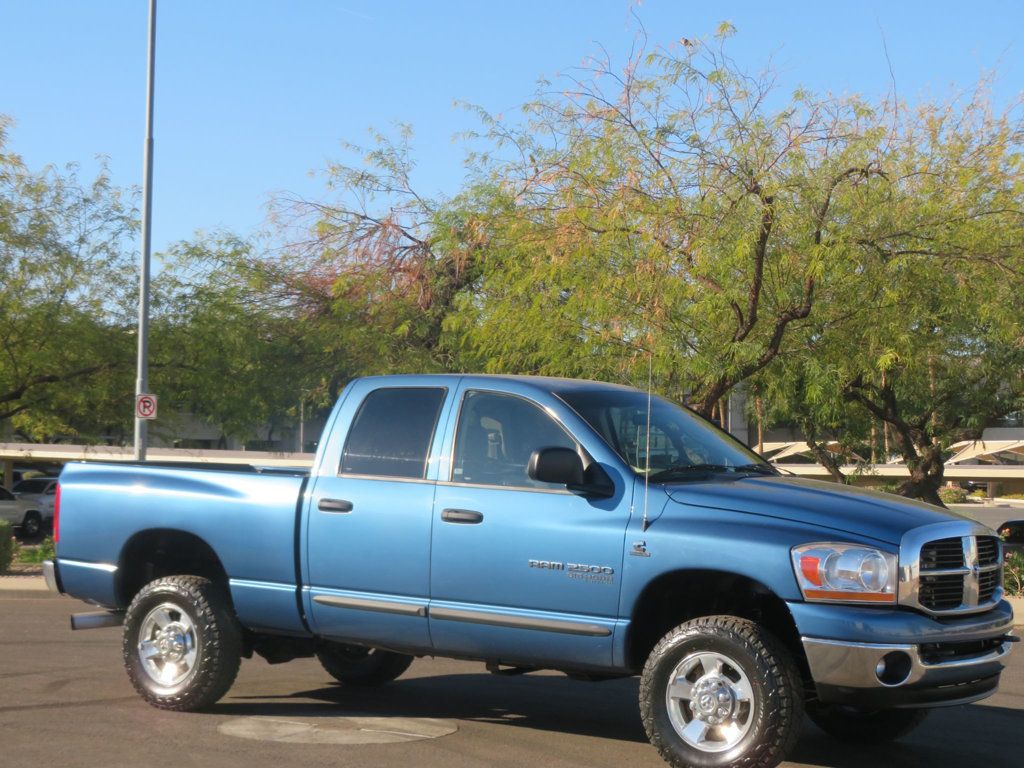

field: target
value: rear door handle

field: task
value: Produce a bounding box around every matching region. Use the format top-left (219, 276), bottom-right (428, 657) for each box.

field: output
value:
top-left (318, 498), bottom-right (354, 513)
top-left (441, 508), bottom-right (483, 524)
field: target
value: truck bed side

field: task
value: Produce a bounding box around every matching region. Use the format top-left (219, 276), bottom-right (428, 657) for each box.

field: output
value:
top-left (56, 461), bottom-right (308, 635)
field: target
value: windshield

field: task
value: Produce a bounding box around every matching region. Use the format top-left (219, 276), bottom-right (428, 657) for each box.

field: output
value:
top-left (556, 388), bottom-right (770, 480)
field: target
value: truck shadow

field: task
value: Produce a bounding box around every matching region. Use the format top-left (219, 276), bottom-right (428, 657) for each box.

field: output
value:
top-left (216, 672), bottom-right (647, 742)
top-left (212, 672), bottom-right (1024, 767)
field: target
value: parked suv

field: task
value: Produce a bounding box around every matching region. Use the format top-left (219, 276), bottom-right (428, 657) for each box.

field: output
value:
top-left (0, 485), bottom-right (46, 537)
top-left (13, 477), bottom-right (59, 521)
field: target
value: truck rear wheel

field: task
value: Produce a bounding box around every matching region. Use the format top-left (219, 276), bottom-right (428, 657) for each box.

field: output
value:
top-left (122, 575), bottom-right (242, 711)
top-left (639, 615), bottom-right (803, 768)
top-left (806, 703), bottom-right (928, 742)
top-left (317, 642), bottom-right (413, 686)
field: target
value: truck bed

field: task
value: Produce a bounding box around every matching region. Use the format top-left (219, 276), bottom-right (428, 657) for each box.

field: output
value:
top-left (56, 461), bottom-right (308, 634)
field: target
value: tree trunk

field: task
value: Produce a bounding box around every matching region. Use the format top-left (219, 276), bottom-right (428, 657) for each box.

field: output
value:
top-left (799, 418), bottom-right (847, 484)
top-left (899, 442), bottom-right (946, 507)
top-left (755, 396), bottom-right (764, 455)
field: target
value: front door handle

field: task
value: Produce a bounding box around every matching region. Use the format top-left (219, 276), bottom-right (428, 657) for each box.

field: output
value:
top-left (318, 498), bottom-right (354, 513)
top-left (441, 508), bottom-right (483, 524)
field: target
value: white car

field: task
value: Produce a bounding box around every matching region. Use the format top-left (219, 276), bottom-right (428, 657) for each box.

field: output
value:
top-left (0, 485), bottom-right (47, 538)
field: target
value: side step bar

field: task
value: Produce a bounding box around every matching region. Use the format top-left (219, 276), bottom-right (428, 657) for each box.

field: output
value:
top-left (70, 611), bottom-right (124, 631)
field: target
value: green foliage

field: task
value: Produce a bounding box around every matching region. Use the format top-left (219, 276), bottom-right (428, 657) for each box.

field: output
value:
top-left (16, 536), bottom-right (55, 565)
top-left (0, 523), bottom-right (14, 573)
top-left (1005, 552), bottom-right (1024, 598)
top-left (0, 116), bottom-right (137, 441)
top-left (937, 487), bottom-right (969, 505)
top-left (149, 235), bottom-right (335, 443)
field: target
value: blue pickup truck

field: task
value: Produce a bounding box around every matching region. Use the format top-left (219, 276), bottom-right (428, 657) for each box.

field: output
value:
top-left (45, 375), bottom-right (1015, 768)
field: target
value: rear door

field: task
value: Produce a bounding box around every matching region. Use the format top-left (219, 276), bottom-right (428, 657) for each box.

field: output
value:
top-left (306, 382), bottom-right (451, 651)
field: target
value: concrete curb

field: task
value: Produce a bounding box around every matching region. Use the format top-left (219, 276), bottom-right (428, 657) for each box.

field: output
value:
top-left (1007, 595), bottom-right (1024, 622)
top-left (0, 575), bottom-right (56, 599)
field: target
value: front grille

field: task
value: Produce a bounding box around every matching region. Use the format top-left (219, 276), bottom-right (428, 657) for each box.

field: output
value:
top-left (920, 574), bottom-right (964, 610)
top-left (916, 534), bottom-right (1003, 614)
top-left (977, 536), bottom-right (999, 566)
top-left (979, 568), bottom-right (1000, 603)
top-left (919, 637), bottom-right (1004, 665)
top-left (921, 538), bottom-right (964, 569)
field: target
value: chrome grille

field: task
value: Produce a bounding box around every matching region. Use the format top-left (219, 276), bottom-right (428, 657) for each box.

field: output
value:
top-left (921, 538), bottom-right (964, 570)
top-left (901, 524), bottom-right (1004, 616)
top-left (977, 536), bottom-right (999, 566)
top-left (919, 573), bottom-right (964, 611)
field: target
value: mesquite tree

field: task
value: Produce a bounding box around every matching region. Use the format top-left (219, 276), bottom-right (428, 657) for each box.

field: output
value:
top-left (444, 29), bottom-right (894, 415)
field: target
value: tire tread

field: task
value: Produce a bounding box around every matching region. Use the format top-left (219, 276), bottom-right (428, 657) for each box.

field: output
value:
top-left (122, 575), bottom-right (242, 711)
top-left (639, 615), bottom-right (804, 768)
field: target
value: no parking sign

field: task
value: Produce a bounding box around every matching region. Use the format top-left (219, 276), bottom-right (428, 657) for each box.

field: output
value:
top-left (135, 393), bottom-right (158, 420)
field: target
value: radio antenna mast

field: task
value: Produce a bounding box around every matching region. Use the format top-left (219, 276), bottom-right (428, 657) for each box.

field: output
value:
top-left (642, 348), bottom-right (652, 532)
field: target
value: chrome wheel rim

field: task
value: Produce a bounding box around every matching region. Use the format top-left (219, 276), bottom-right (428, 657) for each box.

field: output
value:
top-left (137, 602), bottom-right (199, 688)
top-left (665, 651), bottom-right (755, 753)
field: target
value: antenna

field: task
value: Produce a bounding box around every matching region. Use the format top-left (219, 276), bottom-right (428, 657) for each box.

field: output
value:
top-left (642, 349), bottom-right (652, 532)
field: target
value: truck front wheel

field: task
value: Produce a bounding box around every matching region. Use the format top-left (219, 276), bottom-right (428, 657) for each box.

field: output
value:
top-left (639, 615), bottom-right (804, 768)
top-left (122, 575), bottom-right (242, 711)
top-left (316, 643), bottom-right (413, 686)
top-left (806, 703), bottom-right (928, 742)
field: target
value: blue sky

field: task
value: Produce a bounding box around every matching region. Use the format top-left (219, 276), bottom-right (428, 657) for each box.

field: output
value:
top-left (2, 0), bottom-right (1022, 254)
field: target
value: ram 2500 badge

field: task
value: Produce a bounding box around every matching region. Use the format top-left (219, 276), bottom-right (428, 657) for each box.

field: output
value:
top-left (46, 375), bottom-right (1016, 768)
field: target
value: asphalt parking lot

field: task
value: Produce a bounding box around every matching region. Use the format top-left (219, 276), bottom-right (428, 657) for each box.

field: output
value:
top-left (1, 594), bottom-right (1021, 768)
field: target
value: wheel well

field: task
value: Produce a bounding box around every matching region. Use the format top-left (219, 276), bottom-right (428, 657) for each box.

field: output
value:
top-left (117, 529), bottom-right (228, 607)
top-left (627, 569), bottom-right (807, 675)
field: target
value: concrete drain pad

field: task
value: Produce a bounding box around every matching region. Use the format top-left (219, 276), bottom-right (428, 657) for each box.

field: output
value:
top-left (218, 715), bottom-right (457, 745)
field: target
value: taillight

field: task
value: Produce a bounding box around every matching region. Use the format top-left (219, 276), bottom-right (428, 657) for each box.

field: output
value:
top-left (53, 483), bottom-right (61, 544)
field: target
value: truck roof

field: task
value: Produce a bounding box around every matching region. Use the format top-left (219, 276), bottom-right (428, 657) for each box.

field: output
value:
top-left (353, 373), bottom-right (644, 397)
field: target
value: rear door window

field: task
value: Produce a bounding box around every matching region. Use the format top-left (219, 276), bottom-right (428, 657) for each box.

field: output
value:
top-left (340, 387), bottom-right (446, 479)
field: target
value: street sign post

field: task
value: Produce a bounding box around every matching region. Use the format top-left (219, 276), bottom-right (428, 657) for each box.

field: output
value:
top-left (136, 394), bottom-right (158, 421)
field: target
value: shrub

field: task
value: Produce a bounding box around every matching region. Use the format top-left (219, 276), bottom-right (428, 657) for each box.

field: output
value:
top-left (938, 486), bottom-right (969, 505)
top-left (1001, 492), bottom-right (1024, 500)
top-left (0, 522), bottom-right (15, 573)
top-left (873, 482), bottom-right (902, 495)
top-left (1005, 552), bottom-right (1024, 598)
top-left (968, 489), bottom-right (987, 499)
top-left (17, 536), bottom-right (55, 565)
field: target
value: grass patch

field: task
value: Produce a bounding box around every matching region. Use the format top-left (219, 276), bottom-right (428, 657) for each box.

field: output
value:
top-left (16, 536), bottom-right (55, 565)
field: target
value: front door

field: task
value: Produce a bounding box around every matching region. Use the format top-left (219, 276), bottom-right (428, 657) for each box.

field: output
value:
top-left (306, 383), bottom-right (449, 651)
top-left (429, 387), bottom-right (630, 669)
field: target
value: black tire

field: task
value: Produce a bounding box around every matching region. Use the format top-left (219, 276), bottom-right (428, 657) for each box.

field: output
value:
top-left (122, 575), bottom-right (242, 711)
top-left (639, 615), bottom-right (804, 768)
top-left (806, 703), bottom-right (928, 743)
top-left (20, 511), bottom-right (41, 538)
top-left (316, 642), bottom-right (413, 686)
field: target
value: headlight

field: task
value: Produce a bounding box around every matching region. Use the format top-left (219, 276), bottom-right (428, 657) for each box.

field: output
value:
top-left (791, 543), bottom-right (897, 604)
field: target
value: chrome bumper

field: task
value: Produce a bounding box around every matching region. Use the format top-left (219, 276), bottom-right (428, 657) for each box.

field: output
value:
top-left (803, 635), bottom-right (1014, 690)
top-left (42, 559), bottom-right (61, 594)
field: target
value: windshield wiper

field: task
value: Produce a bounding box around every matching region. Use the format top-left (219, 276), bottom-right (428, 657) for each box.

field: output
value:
top-left (734, 463), bottom-right (779, 476)
top-left (648, 462), bottom-right (777, 482)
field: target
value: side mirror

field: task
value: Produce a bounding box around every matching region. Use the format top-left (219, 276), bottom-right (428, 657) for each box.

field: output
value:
top-left (528, 447), bottom-right (584, 486)
top-left (528, 447), bottom-right (614, 498)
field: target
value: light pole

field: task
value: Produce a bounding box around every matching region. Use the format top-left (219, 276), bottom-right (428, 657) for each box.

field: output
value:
top-left (134, 0), bottom-right (157, 460)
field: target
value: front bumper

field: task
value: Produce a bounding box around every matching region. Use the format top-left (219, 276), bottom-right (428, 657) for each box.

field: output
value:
top-left (803, 634), bottom-right (1014, 707)
top-left (794, 598), bottom-right (1016, 708)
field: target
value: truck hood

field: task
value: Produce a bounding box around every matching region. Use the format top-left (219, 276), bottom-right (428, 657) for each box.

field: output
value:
top-left (664, 476), bottom-right (972, 545)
